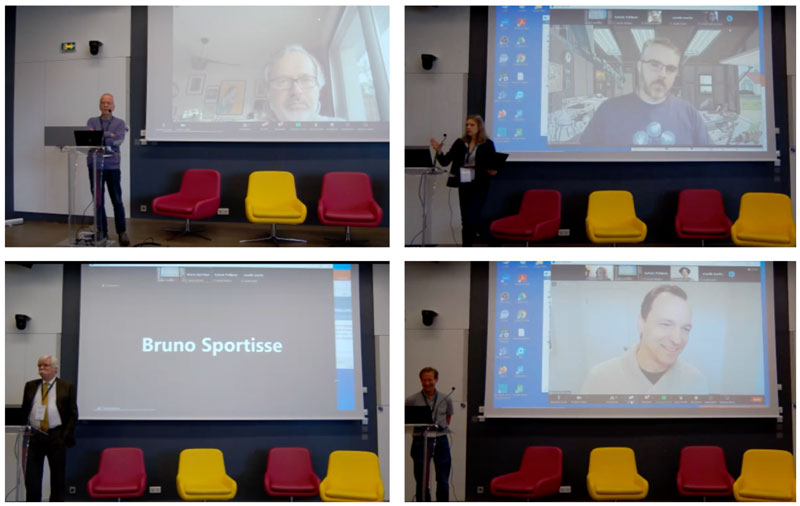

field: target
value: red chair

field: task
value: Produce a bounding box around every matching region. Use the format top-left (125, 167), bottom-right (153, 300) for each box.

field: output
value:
top-left (490, 446), bottom-right (562, 499)
top-left (675, 189), bottom-right (732, 245)
top-left (152, 169), bottom-right (221, 240)
top-left (264, 447), bottom-right (320, 499)
top-left (676, 446), bottom-right (734, 497)
top-left (490, 190), bottom-right (561, 246)
top-left (87, 447), bottom-right (147, 499)
top-left (317, 172), bottom-right (383, 244)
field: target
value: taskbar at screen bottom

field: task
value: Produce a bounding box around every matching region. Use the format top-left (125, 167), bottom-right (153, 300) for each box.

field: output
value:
top-left (544, 393), bottom-right (766, 406)
top-left (148, 121), bottom-right (389, 141)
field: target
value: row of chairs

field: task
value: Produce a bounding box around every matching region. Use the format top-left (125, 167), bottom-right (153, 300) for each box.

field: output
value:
top-left (152, 170), bottom-right (383, 244)
top-left (490, 446), bottom-right (795, 501)
top-left (490, 189), bottom-right (796, 246)
top-left (87, 447), bottom-right (384, 501)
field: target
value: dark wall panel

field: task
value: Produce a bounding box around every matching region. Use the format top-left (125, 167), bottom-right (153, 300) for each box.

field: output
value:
top-left (465, 262), bottom-right (794, 501)
top-left (129, 7), bottom-right (388, 226)
top-left (20, 263), bottom-right (380, 501)
top-left (5, 6), bottom-right (16, 217)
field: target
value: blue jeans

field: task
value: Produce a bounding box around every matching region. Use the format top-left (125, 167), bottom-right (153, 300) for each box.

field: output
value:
top-left (411, 435), bottom-right (451, 501)
top-left (87, 166), bottom-right (126, 237)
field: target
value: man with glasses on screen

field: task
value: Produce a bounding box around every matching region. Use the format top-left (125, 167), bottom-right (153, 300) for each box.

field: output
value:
top-left (264, 45), bottom-right (342, 122)
top-left (580, 38), bottom-right (711, 147)
top-left (580, 285), bottom-right (708, 395)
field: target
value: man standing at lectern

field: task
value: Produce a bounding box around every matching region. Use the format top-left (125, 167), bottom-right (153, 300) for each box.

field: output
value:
top-left (406, 366), bottom-right (454, 501)
top-left (87, 93), bottom-right (129, 246)
top-left (21, 355), bottom-right (78, 502)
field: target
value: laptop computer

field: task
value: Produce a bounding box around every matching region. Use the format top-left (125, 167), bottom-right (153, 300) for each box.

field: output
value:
top-left (405, 405), bottom-right (433, 425)
top-left (405, 146), bottom-right (434, 168)
top-left (73, 130), bottom-right (104, 147)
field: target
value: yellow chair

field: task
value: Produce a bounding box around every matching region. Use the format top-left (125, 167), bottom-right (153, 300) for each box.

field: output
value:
top-left (586, 191), bottom-right (647, 244)
top-left (731, 192), bottom-right (796, 246)
top-left (240, 171), bottom-right (308, 245)
top-left (733, 449), bottom-right (795, 501)
top-left (586, 447), bottom-right (648, 501)
top-left (319, 451), bottom-right (384, 502)
top-left (176, 448), bottom-right (237, 501)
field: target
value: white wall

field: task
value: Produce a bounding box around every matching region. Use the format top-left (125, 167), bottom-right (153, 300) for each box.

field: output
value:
top-left (405, 7), bottom-right (471, 245)
top-left (14, 7), bottom-right (131, 222)
top-left (372, 264), bottom-right (390, 500)
top-left (5, 264), bottom-right (63, 406)
top-left (405, 262), bottom-right (471, 501)
top-left (5, 264), bottom-right (63, 501)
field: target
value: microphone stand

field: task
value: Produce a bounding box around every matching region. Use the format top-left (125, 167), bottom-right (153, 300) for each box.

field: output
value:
top-left (420, 134), bottom-right (446, 247)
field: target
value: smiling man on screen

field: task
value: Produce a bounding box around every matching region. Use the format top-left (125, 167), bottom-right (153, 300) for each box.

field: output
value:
top-left (580, 285), bottom-right (708, 395)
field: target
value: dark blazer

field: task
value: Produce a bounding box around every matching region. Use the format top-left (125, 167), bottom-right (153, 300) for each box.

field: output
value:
top-left (21, 378), bottom-right (78, 447)
top-left (436, 138), bottom-right (497, 188)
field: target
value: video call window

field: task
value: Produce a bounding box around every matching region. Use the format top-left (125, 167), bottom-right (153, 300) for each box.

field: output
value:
top-left (486, 6), bottom-right (776, 160)
top-left (485, 262), bottom-right (779, 418)
top-left (147, 6), bottom-right (390, 142)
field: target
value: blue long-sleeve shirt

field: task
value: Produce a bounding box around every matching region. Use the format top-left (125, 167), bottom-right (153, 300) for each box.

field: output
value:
top-left (86, 115), bottom-right (127, 170)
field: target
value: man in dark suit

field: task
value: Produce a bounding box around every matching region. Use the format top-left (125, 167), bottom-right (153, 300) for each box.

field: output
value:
top-left (21, 355), bottom-right (78, 502)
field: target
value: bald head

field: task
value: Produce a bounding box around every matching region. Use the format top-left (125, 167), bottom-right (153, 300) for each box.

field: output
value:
top-left (99, 94), bottom-right (115, 119)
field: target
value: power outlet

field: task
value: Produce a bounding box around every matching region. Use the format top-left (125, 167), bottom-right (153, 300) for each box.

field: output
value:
top-left (217, 208), bottom-right (230, 215)
top-left (140, 204), bottom-right (147, 212)
top-left (558, 228), bottom-right (570, 236)
top-left (476, 486), bottom-right (484, 494)
top-left (69, 486), bottom-right (77, 494)
top-left (559, 485), bottom-right (571, 493)
top-left (149, 486), bottom-right (162, 494)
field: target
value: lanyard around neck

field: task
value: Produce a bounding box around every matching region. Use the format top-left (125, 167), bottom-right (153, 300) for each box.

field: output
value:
top-left (423, 390), bottom-right (438, 414)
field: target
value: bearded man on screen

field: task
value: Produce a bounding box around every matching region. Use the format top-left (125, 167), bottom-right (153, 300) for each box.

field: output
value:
top-left (580, 38), bottom-right (712, 147)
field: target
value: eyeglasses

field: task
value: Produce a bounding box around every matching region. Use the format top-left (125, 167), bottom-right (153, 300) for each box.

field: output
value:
top-left (269, 75), bottom-right (319, 90)
top-left (641, 59), bottom-right (679, 76)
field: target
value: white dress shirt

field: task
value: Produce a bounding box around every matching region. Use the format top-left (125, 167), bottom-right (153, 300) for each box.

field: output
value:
top-left (28, 378), bottom-right (62, 429)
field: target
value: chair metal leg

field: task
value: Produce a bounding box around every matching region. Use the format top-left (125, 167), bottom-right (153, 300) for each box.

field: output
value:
top-left (240, 223), bottom-right (307, 245)
top-left (164, 219), bottom-right (212, 241)
top-left (324, 225), bottom-right (369, 246)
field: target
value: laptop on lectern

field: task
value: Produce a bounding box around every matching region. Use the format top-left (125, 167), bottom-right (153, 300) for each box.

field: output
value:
top-left (73, 130), bottom-right (104, 147)
top-left (405, 405), bottom-right (433, 425)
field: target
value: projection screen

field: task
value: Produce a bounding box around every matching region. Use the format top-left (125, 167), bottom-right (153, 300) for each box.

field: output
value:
top-left (146, 6), bottom-right (389, 142)
top-left (484, 261), bottom-right (780, 418)
top-left (486, 6), bottom-right (777, 161)
top-left (78, 263), bottom-right (365, 420)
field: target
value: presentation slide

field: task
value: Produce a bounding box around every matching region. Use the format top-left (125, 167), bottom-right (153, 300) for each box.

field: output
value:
top-left (146, 6), bottom-right (389, 142)
top-left (484, 262), bottom-right (779, 418)
top-left (487, 6), bottom-right (776, 161)
top-left (78, 264), bottom-right (364, 420)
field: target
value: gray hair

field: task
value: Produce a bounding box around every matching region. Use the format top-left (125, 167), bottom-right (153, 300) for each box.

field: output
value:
top-left (264, 44), bottom-right (326, 88)
top-left (38, 355), bottom-right (59, 368)
top-left (641, 38), bottom-right (681, 61)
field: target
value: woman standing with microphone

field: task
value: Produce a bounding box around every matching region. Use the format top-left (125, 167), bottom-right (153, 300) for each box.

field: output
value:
top-left (430, 115), bottom-right (497, 246)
